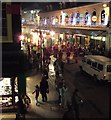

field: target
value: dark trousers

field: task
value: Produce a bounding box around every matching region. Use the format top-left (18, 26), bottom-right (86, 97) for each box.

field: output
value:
top-left (73, 107), bottom-right (79, 120)
top-left (41, 92), bottom-right (47, 102)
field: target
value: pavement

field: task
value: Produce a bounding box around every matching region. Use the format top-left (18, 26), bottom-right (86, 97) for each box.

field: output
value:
top-left (0, 55), bottom-right (109, 119)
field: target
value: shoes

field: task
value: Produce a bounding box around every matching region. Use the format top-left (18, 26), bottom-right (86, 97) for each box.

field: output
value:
top-left (36, 103), bottom-right (40, 106)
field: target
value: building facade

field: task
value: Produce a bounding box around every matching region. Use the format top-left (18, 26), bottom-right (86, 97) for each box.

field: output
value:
top-left (37, 2), bottom-right (110, 51)
top-left (1, 2), bottom-right (28, 108)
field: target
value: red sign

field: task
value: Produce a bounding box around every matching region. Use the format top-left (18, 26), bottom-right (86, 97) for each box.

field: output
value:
top-left (92, 16), bottom-right (97, 22)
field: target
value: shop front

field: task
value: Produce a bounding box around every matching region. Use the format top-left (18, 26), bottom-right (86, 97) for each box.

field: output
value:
top-left (0, 77), bottom-right (18, 107)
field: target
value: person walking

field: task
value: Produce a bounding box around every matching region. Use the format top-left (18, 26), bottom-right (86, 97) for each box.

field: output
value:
top-left (16, 95), bottom-right (26, 119)
top-left (71, 89), bottom-right (81, 120)
top-left (59, 82), bottom-right (66, 107)
top-left (40, 77), bottom-right (49, 102)
top-left (32, 85), bottom-right (40, 106)
top-left (42, 68), bottom-right (49, 80)
top-left (63, 86), bottom-right (72, 109)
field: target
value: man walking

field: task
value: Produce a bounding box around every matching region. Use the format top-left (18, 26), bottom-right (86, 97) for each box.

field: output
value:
top-left (40, 77), bottom-right (49, 102)
top-left (71, 89), bottom-right (80, 120)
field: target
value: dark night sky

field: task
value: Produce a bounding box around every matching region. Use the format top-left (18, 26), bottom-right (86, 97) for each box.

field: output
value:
top-left (21, 2), bottom-right (97, 11)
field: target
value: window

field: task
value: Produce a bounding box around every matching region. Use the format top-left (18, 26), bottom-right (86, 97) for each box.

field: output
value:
top-left (87, 59), bottom-right (91, 65)
top-left (101, 10), bottom-right (105, 25)
top-left (92, 11), bottom-right (96, 25)
top-left (60, 15), bottom-right (62, 24)
top-left (84, 12), bottom-right (89, 25)
top-left (92, 61), bottom-right (97, 68)
top-left (98, 64), bottom-right (103, 71)
top-left (107, 65), bottom-right (111, 72)
top-left (70, 13), bottom-right (74, 24)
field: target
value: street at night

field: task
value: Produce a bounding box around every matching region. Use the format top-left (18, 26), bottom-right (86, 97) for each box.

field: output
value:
top-left (1, 1), bottom-right (111, 120)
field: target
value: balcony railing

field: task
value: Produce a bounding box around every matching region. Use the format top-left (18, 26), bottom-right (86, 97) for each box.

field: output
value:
top-left (22, 21), bottom-right (108, 29)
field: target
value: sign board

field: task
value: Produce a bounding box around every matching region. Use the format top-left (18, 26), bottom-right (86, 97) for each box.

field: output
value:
top-left (92, 16), bottom-right (97, 22)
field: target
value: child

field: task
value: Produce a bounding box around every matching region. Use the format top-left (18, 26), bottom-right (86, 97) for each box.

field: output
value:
top-left (32, 85), bottom-right (40, 106)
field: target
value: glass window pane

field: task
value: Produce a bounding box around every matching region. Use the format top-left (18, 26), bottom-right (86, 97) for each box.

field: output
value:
top-left (107, 65), bottom-right (111, 72)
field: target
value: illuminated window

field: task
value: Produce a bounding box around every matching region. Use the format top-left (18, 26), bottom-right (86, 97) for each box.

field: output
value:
top-left (92, 11), bottom-right (97, 25)
top-left (84, 12), bottom-right (89, 25)
top-left (101, 10), bottom-right (105, 25)
top-left (76, 12), bottom-right (80, 25)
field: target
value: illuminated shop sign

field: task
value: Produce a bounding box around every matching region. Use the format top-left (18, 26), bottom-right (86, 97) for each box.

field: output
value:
top-left (92, 11), bottom-right (97, 25)
top-left (92, 16), bottom-right (97, 22)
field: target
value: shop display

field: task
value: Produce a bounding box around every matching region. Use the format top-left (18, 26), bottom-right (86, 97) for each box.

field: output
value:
top-left (0, 77), bottom-right (18, 107)
top-left (0, 78), bottom-right (12, 95)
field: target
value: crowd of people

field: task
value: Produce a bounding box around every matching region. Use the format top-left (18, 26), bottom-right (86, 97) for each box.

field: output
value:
top-left (17, 43), bottom-right (86, 119)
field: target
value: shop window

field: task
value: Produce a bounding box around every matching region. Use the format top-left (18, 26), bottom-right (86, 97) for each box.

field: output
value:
top-left (101, 10), bottom-right (105, 25)
top-left (0, 77), bottom-right (18, 107)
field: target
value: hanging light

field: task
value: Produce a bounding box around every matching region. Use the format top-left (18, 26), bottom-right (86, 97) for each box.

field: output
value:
top-left (103, 3), bottom-right (107, 8)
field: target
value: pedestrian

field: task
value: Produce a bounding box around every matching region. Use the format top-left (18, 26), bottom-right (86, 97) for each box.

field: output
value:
top-left (16, 95), bottom-right (26, 119)
top-left (40, 77), bottom-right (49, 102)
top-left (42, 68), bottom-right (49, 80)
top-left (56, 78), bottom-right (65, 103)
top-left (59, 83), bottom-right (66, 107)
top-left (74, 49), bottom-right (78, 63)
top-left (23, 94), bottom-right (31, 111)
top-left (71, 89), bottom-right (81, 120)
top-left (59, 59), bottom-right (64, 74)
top-left (63, 86), bottom-right (72, 109)
top-left (67, 51), bottom-right (71, 63)
top-left (32, 85), bottom-right (40, 106)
